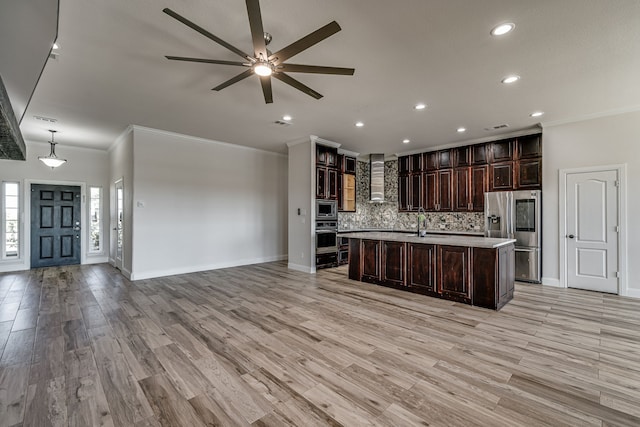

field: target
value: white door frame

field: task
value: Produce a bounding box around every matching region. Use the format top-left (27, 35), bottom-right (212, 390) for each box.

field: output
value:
top-left (112, 178), bottom-right (124, 271)
top-left (559, 164), bottom-right (628, 295)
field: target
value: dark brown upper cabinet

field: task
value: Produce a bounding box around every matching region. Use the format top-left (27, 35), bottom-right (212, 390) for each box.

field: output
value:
top-left (424, 169), bottom-right (452, 212)
top-left (453, 146), bottom-right (471, 168)
top-left (490, 139), bottom-right (514, 163)
top-left (516, 134), bottom-right (542, 159)
top-left (489, 162), bottom-right (514, 191)
top-left (470, 165), bottom-right (489, 211)
top-left (398, 173), bottom-right (423, 212)
top-left (425, 152), bottom-right (439, 171)
top-left (516, 158), bottom-right (542, 189)
top-left (316, 145), bottom-right (338, 168)
top-left (471, 144), bottom-right (488, 165)
top-left (399, 154), bottom-right (422, 174)
top-left (454, 167), bottom-right (470, 211)
top-left (398, 156), bottom-right (410, 174)
top-left (438, 149), bottom-right (453, 169)
top-left (344, 156), bottom-right (357, 174)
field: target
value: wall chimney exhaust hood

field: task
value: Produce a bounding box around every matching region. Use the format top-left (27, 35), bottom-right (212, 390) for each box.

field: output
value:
top-left (369, 153), bottom-right (385, 202)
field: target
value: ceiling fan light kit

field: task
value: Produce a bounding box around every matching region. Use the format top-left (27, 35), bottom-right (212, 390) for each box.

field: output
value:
top-left (163, 0), bottom-right (355, 104)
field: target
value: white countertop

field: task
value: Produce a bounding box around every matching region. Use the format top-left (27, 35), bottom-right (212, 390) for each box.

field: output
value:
top-left (339, 231), bottom-right (516, 249)
top-left (338, 228), bottom-right (484, 236)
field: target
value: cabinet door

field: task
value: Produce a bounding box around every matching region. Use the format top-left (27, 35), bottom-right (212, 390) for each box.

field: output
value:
top-left (438, 149), bottom-right (453, 169)
top-left (410, 153), bottom-right (423, 172)
top-left (316, 146), bottom-right (327, 165)
top-left (398, 174), bottom-right (410, 212)
top-left (410, 173), bottom-right (422, 211)
top-left (516, 158), bottom-right (542, 189)
top-left (453, 146), bottom-right (471, 167)
top-left (438, 245), bottom-right (471, 303)
top-left (361, 240), bottom-right (381, 282)
top-left (490, 139), bottom-right (514, 163)
top-left (516, 134), bottom-right (542, 159)
top-left (425, 152), bottom-right (439, 170)
top-left (398, 156), bottom-right (410, 174)
top-left (471, 144), bottom-right (488, 165)
top-left (382, 241), bottom-right (406, 286)
top-left (489, 162), bottom-right (514, 191)
top-left (454, 167), bottom-right (470, 211)
top-left (316, 167), bottom-right (327, 198)
top-left (424, 171), bottom-right (438, 211)
top-left (344, 156), bottom-right (357, 174)
top-left (408, 243), bottom-right (437, 293)
top-left (438, 169), bottom-right (453, 211)
top-left (327, 149), bottom-right (338, 168)
top-left (328, 169), bottom-right (338, 199)
top-left (470, 165), bottom-right (489, 212)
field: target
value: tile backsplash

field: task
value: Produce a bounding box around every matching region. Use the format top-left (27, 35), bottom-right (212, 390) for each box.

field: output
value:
top-left (338, 159), bottom-right (485, 232)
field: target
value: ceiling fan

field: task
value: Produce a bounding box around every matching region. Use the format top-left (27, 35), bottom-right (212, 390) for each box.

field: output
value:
top-left (163, 0), bottom-right (355, 104)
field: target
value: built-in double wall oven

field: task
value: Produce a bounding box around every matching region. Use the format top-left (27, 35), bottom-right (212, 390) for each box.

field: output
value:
top-left (315, 200), bottom-right (338, 268)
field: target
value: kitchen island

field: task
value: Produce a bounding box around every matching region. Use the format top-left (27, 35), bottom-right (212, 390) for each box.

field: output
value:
top-left (340, 232), bottom-right (516, 310)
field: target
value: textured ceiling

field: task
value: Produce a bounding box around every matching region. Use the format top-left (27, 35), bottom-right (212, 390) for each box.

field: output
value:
top-left (17, 0), bottom-right (640, 155)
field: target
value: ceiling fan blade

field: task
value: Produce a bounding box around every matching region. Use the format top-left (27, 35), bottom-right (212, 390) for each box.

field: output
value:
top-left (166, 56), bottom-right (248, 66)
top-left (163, 8), bottom-right (251, 61)
top-left (212, 69), bottom-right (254, 91)
top-left (278, 64), bottom-right (355, 75)
top-left (272, 73), bottom-right (323, 99)
top-left (245, 0), bottom-right (268, 60)
top-left (260, 76), bottom-right (273, 104)
top-left (269, 21), bottom-right (341, 65)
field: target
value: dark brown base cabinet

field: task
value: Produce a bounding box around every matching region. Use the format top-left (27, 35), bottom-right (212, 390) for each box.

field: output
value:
top-left (348, 239), bottom-right (514, 310)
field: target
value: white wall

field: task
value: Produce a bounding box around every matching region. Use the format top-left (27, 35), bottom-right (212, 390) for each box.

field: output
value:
top-left (128, 126), bottom-right (287, 280)
top-left (0, 140), bottom-right (110, 272)
top-left (287, 140), bottom-right (314, 273)
top-left (108, 128), bottom-right (134, 276)
top-left (542, 110), bottom-right (640, 296)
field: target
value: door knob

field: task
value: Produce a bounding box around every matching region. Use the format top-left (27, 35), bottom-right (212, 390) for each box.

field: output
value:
top-left (567, 234), bottom-right (575, 239)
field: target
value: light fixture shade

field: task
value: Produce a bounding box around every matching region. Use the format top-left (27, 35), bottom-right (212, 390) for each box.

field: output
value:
top-left (254, 63), bottom-right (272, 76)
top-left (39, 156), bottom-right (67, 168)
top-left (39, 130), bottom-right (67, 168)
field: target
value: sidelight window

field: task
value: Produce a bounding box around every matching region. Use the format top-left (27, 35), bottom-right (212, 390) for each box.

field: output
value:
top-left (2, 182), bottom-right (20, 259)
top-left (89, 187), bottom-right (102, 253)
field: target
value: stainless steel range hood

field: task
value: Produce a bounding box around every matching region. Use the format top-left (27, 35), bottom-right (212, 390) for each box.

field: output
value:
top-left (0, 75), bottom-right (26, 160)
top-left (369, 154), bottom-right (385, 202)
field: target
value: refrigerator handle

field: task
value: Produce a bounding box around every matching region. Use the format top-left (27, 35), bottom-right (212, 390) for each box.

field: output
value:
top-left (507, 192), bottom-right (514, 238)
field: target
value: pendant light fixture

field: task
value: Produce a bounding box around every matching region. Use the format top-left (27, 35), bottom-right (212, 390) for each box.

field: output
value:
top-left (39, 130), bottom-right (67, 168)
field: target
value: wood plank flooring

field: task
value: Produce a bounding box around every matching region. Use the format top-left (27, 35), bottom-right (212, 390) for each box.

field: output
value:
top-left (1, 262), bottom-right (639, 426)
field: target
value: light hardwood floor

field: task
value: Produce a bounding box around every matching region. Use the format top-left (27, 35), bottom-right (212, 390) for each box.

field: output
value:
top-left (1, 261), bottom-right (639, 426)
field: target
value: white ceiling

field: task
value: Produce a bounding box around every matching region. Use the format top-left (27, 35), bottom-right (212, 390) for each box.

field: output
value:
top-left (18, 0), bottom-right (640, 155)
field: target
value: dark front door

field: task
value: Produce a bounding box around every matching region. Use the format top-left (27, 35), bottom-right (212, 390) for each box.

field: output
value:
top-left (31, 184), bottom-right (81, 268)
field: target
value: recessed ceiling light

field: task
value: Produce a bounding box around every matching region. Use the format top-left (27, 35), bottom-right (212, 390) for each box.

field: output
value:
top-left (355, 121), bottom-right (364, 127)
top-left (491, 23), bottom-right (515, 36)
top-left (530, 111), bottom-right (544, 117)
top-left (501, 75), bottom-right (520, 84)
top-left (402, 139), bottom-right (410, 144)
top-left (414, 103), bottom-right (427, 110)
top-left (282, 115), bottom-right (292, 121)
top-left (457, 127), bottom-right (466, 133)
top-left (53, 42), bottom-right (59, 50)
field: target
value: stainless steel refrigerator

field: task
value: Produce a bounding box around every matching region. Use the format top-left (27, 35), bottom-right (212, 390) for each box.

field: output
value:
top-left (485, 190), bottom-right (541, 283)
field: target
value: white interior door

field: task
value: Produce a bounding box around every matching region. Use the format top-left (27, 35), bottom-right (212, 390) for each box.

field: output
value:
top-left (114, 179), bottom-right (124, 271)
top-left (566, 170), bottom-right (618, 293)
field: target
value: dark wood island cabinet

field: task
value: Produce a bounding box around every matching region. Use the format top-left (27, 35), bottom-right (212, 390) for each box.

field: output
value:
top-left (342, 232), bottom-right (515, 310)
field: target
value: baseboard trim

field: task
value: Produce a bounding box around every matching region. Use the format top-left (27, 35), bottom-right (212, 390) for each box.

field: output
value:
top-left (623, 288), bottom-right (640, 299)
top-left (84, 256), bottom-right (109, 265)
top-left (287, 263), bottom-right (315, 274)
top-left (129, 255), bottom-right (287, 281)
top-left (541, 277), bottom-right (562, 288)
top-left (0, 263), bottom-right (28, 273)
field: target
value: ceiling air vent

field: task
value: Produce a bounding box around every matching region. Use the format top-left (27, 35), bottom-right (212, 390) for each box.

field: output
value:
top-left (34, 115), bottom-right (58, 123)
top-left (273, 120), bottom-right (292, 126)
top-left (484, 124), bottom-right (510, 131)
